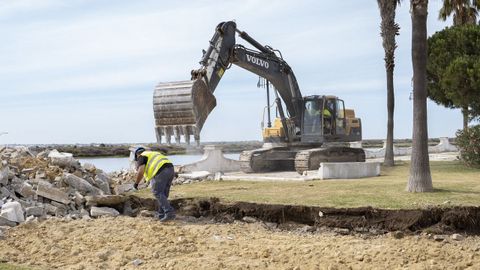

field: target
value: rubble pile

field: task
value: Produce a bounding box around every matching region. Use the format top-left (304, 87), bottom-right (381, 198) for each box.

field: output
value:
top-left (0, 146), bottom-right (136, 227)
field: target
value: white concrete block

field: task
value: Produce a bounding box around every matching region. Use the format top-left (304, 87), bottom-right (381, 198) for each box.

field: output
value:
top-left (318, 162), bottom-right (380, 180)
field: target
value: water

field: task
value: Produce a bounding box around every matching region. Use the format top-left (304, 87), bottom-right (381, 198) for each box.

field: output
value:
top-left (79, 153), bottom-right (240, 173)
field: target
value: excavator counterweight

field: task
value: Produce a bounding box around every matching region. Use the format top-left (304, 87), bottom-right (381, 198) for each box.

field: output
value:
top-left (153, 79), bottom-right (216, 145)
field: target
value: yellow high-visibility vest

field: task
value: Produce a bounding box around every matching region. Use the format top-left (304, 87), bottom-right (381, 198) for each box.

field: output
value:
top-left (323, 109), bottom-right (332, 118)
top-left (140, 151), bottom-right (172, 182)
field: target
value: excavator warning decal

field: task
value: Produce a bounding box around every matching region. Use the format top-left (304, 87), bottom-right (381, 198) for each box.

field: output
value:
top-left (217, 68), bottom-right (225, 78)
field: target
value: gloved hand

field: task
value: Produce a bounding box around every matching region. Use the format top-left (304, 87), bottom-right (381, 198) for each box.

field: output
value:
top-left (133, 183), bottom-right (139, 190)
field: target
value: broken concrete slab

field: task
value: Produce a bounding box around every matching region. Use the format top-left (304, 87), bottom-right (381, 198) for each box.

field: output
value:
top-left (74, 191), bottom-right (85, 206)
top-left (0, 201), bottom-right (24, 223)
top-left (85, 195), bottom-right (127, 207)
top-left (178, 171), bottom-right (211, 180)
top-left (36, 181), bottom-right (71, 205)
top-left (94, 174), bottom-right (111, 195)
top-left (12, 179), bottom-right (35, 198)
top-left (0, 166), bottom-right (9, 186)
top-left (90, 206), bottom-right (119, 217)
top-left (63, 173), bottom-right (102, 196)
top-left (25, 206), bottom-right (44, 217)
top-left (48, 150), bottom-right (80, 169)
top-left (114, 184), bottom-right (134, 195)
top-left (0, 216), bottom-right (16, 227)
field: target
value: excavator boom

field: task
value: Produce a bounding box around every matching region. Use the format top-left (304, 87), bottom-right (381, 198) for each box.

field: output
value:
top-left (153, 21), bottom-right (303, 145)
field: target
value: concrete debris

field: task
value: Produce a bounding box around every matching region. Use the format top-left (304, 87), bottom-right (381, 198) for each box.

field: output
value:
top-left (132, 258), bottom-right (144, 266)
top-left (90, 206), bottom-right (120, 217)
top-left (0, 167), bottom-right (9, 186)
top-left (36, 181), bottom-right (71, 205)
top-left (25, 206), bottom-right (44, 217)
top-left (0, 146), bottom-right (140, 227)
top-left (0, 201), bottom-right (25, 223)
top-left (0, 216), bottom-right (16, 227)
top-left (433, 235), bottom-right (447, 242)
top-left (242, 216), bottom-right (258, 223)
top-left (63, 173), bottom-right (103, 196)
top-left (451, 234), bottom-right (464, 241)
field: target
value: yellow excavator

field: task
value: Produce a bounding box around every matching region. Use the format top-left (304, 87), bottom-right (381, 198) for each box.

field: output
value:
top-left (153, 21), bottom-right (365, 174)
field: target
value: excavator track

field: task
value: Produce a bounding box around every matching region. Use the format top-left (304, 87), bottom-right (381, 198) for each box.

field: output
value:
top-left (239, 148), bottom-right (273, 173)
top-left (294, 147), bottom-right (366, 174)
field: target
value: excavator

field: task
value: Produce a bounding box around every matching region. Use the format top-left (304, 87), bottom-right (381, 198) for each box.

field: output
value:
top-left (153, 21), bottom-right (365, 174)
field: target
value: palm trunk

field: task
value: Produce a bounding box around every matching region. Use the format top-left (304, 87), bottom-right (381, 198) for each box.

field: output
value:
top-left (407, 0), bottom-right (433, 192)
top-left (462, 106), bottom-right (469, 130)
top-left (384, 69), bottom-right (395, 166)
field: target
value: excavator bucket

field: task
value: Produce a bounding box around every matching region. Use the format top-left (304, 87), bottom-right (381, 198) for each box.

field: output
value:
top-left (153, 79), bottom-right (216, 145)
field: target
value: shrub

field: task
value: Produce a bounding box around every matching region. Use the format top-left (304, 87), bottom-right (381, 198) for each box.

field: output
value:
top-left (455, 125), bottom-right (480, 167)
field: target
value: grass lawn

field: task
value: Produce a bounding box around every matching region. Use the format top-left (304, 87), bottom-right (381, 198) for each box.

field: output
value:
top-left (140, 160), bottom-right (480, 209)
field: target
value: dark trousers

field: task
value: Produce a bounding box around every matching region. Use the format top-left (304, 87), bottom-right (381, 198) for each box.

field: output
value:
top-left (151, 166), bottom-right (175, 214)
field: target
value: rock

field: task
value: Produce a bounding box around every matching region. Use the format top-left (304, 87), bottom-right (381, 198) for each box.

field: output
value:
top-left (36, 181), bottom-right (71, 205)
top-left (48, 150), bottom-right (80, 169)
top-left (318, 211), bottom-right (324, 217)
top-left (0, 216), bottom-right (16, 227)
top-left (0, 166), bottom-right (9, 186)
top-left (0, 201), bottom-right (24, 223)
top-left (63, 173), bottom-right (102, 196)
top-left (35, 170), bottom-right (47, 179)
top-left (300, 225), bottom-right (316, 233)
top-left (93, 174), bottom-right (111, 195)
top-left (43, 204), bottom-right (58, 215)
top-left (451, 234), bottom-right (464, 241)
top-left (334, 228), bottom-right (350, 235)
top-left (132, 259), bottom-right (144, 266)
top-left (85, 195), bottom-right (127, 207)
top-left (25, 215), bottom-right (37, 223)
top-left (74, 191), bottom-right (85, 207)
top-left (113, 184), bottom-right (135, 195)
top-left (90, 206), bottom-right (119, 217)
top-left (83, 163), bottom-right (96, 173)
top-left (392, 231), bottom-right (404, 239)
top-left (25, 206), bottom-right (44, 217)
top-left (12, 180), bottom-right (35, 198)
top-left (433, 235), bottom-right (446, 241)
top-left (242, 216), bottom-right (257, 223)
top-left (139, 210), bottom-right (156, 217)
top-left (263, 222), bottom-right (278, 230)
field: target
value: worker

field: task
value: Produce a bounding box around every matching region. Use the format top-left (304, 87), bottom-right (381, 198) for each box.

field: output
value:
top-left (323, 101), bottom-right (334, 134)
top-left (133, 147), bottom-right (176, 222)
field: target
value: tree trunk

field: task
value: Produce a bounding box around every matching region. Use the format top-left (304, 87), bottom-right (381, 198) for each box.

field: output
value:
top-left (384, 69), bottom-right (395, 166)
top-left (462, 106), bottom-right (469, 130)
top-left (407, 0), bottom-right (433, 192)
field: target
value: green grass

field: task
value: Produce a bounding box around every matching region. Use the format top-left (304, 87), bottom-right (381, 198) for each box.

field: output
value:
top-left (139, 161), bottom-right (480, 209)
top-left (0, 263), bottom-right (32, 270)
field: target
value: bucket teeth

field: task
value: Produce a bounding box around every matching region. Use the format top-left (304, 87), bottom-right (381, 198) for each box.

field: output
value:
top-left (153, 79), bottom-right (216, 145)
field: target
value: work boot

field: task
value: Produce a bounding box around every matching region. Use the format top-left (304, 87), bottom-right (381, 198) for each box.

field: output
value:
top-left (159, 212), bottom-right (176, 222)
top-left (155, 211), bottom-right (165, 219)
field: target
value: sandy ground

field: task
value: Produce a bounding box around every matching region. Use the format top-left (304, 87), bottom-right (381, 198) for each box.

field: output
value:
top-left (1, 216), bottom-right (479, 270)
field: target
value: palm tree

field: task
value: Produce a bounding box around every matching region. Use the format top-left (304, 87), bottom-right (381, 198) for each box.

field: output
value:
top-left (407, 0), bottom-right (433, 192)
top-left (438, 0), bottom-right (480, 130)
top-left (376, 0), bottom-right (401, 167)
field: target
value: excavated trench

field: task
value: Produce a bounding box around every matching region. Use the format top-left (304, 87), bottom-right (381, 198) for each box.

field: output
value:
top-left (111, 195), bottom-right (480, 235)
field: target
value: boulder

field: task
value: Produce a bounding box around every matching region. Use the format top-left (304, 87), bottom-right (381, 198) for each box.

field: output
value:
top-left (63, 173), bottom-right (102, 196)
top-left (0, 201), bottom-right (25, 223)
top-left (83, 163), bottom-right (96, 173)
top-left (94, 173), bottom-right (111, 195)
top-left (25, 206), bottom-right (44, 217)
top-left (36, 181), bottom-right (71, 205)
top-left (0, 166), bottom-right (9, 186)
top-left (0, 216), bottom-right (16, 227)
top-left (48, 150), bottom-right (80, 169)
top-left (90, 206), bottom-right (119, 217)
top-left (114, 184), bottom-right (135, 195)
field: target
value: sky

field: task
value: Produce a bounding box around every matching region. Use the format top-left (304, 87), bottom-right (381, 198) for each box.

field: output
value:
top-left (0, 0), bottom-right (468, 144)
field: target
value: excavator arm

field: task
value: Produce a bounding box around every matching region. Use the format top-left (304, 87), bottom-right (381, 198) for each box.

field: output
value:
top-left (153, 21), bottom-right (303, 145)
